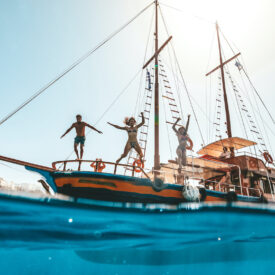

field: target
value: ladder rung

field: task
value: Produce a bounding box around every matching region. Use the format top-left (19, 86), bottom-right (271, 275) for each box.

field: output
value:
top-left (169, 103), bottom-right (177, 107)
top-left (139, 115), bottom-right (149, 120)
top-left (251, 130), bottom-right (259, 134)
top-left (160, 74), bottom-right (167, 77)
top-left (163, 80), bottom-right (169, 83)
top-left (140, 139), bottom-right (147, 142)
top-left (162, 95), bottom-right (175, 101)
top-left (241, 109), bottom-right (248, 112)
top-left (145, 103), bottom-right (151, 105)
top-left (166, 91), bottom-right (173, 95)
top-left (140, 132), bottom-right (148, 135)
top-left (171, 110), bottom-right (179, 113)
top-left (172, 116), bottom-right (178, 119)
top-left (147, 96), bottom-right (152, 99)
top-left (166, 121), bottom-right (182, 126)
top-left (164, 86), bottom-right (171, 89)
top-left (144, 110), bottom-right (150, 113)
top-left (145, 88), bottom-right (152, 91)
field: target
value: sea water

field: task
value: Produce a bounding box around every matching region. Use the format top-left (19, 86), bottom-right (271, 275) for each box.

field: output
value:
top-left (0, 192), bottom-right (275, 275)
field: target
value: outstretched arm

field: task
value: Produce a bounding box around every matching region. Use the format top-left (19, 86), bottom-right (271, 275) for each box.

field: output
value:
top-left (107, 122), bottom-right (126, 130)
top-left (136, 112), bottom-right (145, 128)
top-left (172, 118), bottom-right (181, 133)
top-left (185, 114), bottom-right (191, 133)
top-left (60, 124), bottom-right (74, 138)
top-left (85, 123), bottom-right (102, 134)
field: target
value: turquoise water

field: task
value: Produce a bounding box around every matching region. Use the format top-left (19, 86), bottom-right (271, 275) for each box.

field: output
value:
top-left (0, 193), bottom-right (275, 275)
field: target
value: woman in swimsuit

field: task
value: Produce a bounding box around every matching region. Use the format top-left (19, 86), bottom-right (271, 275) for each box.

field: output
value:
top-left (108, 112), bottom-right (145, 164)
top-left (172, 115), bottom-right (193, 171)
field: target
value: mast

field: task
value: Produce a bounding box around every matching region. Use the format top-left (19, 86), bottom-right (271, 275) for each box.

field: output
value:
top-left (216, 22), bottom-right (232, 139)
top-left (154, 0), bottom-right (160, 170)
top-left (216, 22), bottom-right (235, 156)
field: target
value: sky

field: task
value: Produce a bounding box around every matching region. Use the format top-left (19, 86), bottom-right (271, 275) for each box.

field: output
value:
top-left (0, 0), bottom-right (274, 184)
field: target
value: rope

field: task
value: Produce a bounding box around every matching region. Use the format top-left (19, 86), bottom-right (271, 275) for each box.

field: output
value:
top-left (160, 79), bottom-right (173, 159)
top-left (0, 2), bottom-right (154, 127)
top-left (220, 28), bottom-right (275, 124)
top-left (60, 68), bottom-right (142, 163)
top-left (159, 6), bottom-right (205, 146)
top-left (159, 2), bottom-right (214, 24)
top-left (134, 7), bottom-right (154, 117)
top-left (226, 66), bottom-right (249, 141)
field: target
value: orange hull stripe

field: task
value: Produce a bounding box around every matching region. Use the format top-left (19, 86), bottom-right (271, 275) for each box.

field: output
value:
top-left (205, 196), bottom-right (226, 202)
top-left (55, 177), bottom-right (182, 198)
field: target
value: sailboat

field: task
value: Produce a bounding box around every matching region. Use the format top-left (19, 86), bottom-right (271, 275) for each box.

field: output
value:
top-left (0, 1), bottom-right (274, 204)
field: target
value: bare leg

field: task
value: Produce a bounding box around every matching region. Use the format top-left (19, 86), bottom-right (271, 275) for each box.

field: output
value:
top-left (116, 142), bottom-right (131, 164)
top-left (74, 143), bottom-right (80, 159)
top-left (176, 146), bottom-right (183, 172)
top-left (182, 149), bottom-right (187, 166)
top-left (134, 143), bottom-right (144, 163)
top-left (80, 144), bottom-right (84, 159)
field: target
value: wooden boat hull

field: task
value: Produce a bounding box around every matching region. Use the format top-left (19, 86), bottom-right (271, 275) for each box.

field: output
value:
top-left (26, 167), bottom-right (186, 203)
top-left (54, 171), bottom-right (185, 203)
top-left (25, 166), bottom-right (265, 204)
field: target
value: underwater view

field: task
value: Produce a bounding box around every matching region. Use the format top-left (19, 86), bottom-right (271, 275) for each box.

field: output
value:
top-left (1, 192), bottom-right (275, 275)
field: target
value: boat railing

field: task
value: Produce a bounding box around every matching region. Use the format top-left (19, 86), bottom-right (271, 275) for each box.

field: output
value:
top-left (234, 150), bottom-right (267, 161)
top-left (52, 159), bottom-right (150, 179)
top-left (214, 181), bottom-right (264, 197)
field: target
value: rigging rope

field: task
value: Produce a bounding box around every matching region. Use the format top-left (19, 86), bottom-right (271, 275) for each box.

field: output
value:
top-left (159, 6), bottom-right (205, 146)
top-left (220, 28), bottom-right (275, 124)
top-left (0, 1), bottom-right (154, 127)
top-left (134, 7), bottom-right (154, 117)
top-left (159, 2), bottom-right (214, 24)
top-left (60, 68), bottom-right (142, 163)
top-left (160, 83), bottom-right (173, 160)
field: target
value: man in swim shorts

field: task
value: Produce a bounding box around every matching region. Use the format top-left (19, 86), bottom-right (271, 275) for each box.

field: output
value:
top-left (61, 114), bottom-right (102, 159)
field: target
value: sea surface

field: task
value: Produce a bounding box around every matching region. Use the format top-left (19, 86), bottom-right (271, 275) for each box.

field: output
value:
top-left (0, 192), bottom-right (275, 275)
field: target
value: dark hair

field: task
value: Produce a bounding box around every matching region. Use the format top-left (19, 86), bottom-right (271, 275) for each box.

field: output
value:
top-left (124, 117), bottom-right (136, 126)
top-left (179, 126), bottom-right (187, 135)
top-left (76, 114), bottom-right (82, 118)
top-left (223, 147), bottom-right (228, 151)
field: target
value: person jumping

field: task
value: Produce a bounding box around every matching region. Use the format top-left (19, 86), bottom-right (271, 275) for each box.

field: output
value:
top-left (60, 114), bottom-right (102, 159)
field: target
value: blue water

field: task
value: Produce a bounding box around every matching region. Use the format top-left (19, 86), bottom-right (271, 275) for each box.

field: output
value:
top-left (1, 193), bottom-right (275, 275)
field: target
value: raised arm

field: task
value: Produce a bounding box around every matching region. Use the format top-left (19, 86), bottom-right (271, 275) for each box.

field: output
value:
top-left (85, 123), bottom-right (102, 134)
top-left (172, 118), bottom-right (181, 133)
top-left (185, 114), bottom-right (191, 133)
top-left (107, 122), bottom-right (126, 130)
top-left (60, 124), bottom-right (74, 138)
top-left (136, 112), bottom-right (145, 128)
